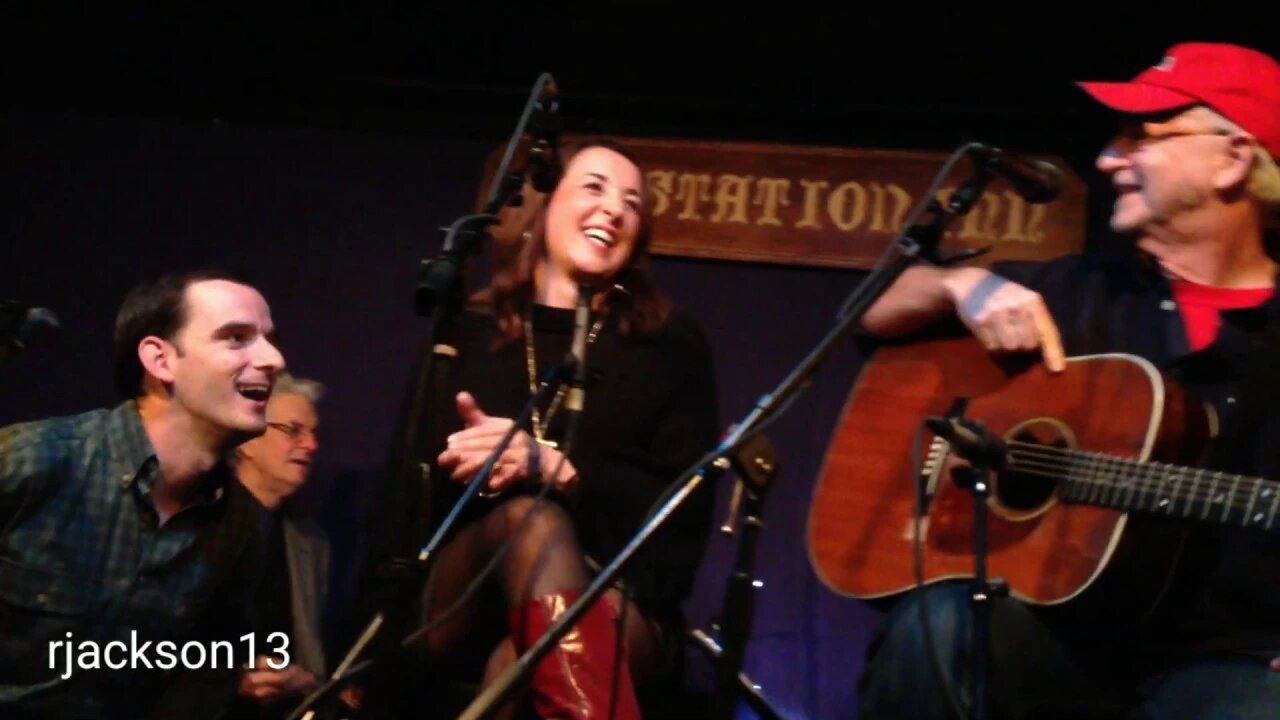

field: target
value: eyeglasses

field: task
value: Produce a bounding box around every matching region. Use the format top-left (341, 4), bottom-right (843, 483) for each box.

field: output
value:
top-left (1112, 124), bottom-right (1232, 151)
top-left (266, 422), bottom-right (318, 443)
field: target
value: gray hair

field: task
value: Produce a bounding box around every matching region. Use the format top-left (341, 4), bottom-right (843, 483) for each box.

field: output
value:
top-left (273, 371), bottom-right (325, 404)
top-left (1190, 106), bottom-right (1280, 228)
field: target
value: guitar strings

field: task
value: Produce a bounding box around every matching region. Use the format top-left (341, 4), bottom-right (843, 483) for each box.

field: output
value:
top-left (1001, 463), bottom-right (1260, 511)
top-left (1006, 446), bottom-right (1268, 512)
top-left (996, 441), bottom-right (1262, 505)
top-left (952, 440), bottom-right (1277, 521)
top-left (1004, 457), bottom-right (1268, 512)
top-left (979, 467), bottom-right (1273, 527)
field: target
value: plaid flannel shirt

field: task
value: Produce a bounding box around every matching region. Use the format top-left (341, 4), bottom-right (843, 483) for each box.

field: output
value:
top-left (0, 401), bottom-right (265, 719)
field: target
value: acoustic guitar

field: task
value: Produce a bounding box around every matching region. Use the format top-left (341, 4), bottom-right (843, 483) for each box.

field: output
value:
top-left (806, 335), bottom-right (1278, 605)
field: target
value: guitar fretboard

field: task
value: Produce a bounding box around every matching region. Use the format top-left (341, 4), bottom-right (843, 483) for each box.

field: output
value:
top-left (1007, 442), bottom-right (1280, 531)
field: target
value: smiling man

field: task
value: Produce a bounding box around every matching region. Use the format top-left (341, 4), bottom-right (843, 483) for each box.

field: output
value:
top-left (231, 372), bottom-right (333, 719)
top-left (858, 42), bottom-right (1280, 719)
top-left (0, 271), bottom-right (285, 719)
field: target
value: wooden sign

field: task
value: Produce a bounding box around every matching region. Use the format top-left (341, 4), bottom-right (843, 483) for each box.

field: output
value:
top-left (479, 134), bottom-right (1087, 269)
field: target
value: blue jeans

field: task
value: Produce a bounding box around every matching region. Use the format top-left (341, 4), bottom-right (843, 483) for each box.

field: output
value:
top-left (857, 583), bottom-right (1280, 719)
top-left (1136, 657), bottom-right (1280, 720)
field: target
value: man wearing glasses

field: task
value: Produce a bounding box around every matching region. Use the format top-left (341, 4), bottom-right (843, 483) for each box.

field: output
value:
top-left (232, 372), bottom-right (330, 718)
top-left (857, 42), bottom-right (1280, 718)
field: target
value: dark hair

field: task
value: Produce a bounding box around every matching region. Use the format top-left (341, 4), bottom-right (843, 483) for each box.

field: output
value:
top-left (472, 138), bottom-right (671, 344)
top-left (112, 270), bottom-right (245, 398)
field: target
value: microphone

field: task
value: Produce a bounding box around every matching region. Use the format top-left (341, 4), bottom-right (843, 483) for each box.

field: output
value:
top-left (925, 415), bottom-right (1008, 471)
top-left (564, 283), bottom-right (594, 414)
top-left (1, 302), bottom-right (59, 354)
top-left (966, 144), bottom-right (1062, 204)
top-left (415, 73), bottom-right (560, 319)
top-left (526, 77), bottom-right (562, 194)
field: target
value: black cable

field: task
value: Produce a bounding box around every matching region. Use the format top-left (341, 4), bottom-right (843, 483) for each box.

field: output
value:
top-left (607, 583), bottom-right (631, 720)
top-left (912, 419), bottom-right (973, 720)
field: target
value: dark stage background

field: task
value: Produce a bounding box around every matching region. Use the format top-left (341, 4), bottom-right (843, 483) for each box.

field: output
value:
top-left (3, 7), bottom-right (1275, 719)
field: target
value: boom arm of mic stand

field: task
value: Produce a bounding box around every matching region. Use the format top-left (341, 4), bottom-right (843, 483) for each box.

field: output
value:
top-left (420, 73), bottom-right (556, 317)
top-left (416, 71), bottom-right (557, 318)
top-left (482, 72), bottom-right (558, 213)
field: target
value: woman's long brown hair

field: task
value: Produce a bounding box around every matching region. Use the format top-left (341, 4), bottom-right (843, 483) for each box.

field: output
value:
top-left (470, 138), bottom-right (672, 345)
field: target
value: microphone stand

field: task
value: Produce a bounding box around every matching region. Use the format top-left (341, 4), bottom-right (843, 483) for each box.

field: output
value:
top-left (400, 70), bottom-right (561, 537)
top-left (405, 68), bottom-right (560, 546)
top-left (925, 412), bottom-right (1011, 720)
top-left (382, 70), bottom-right (560, 575)
top-left (309, 73), bottom-right (561, 720)
top-left (690, 432), bottom-right (786, 720)
top-left (458, 142), bottom-right (1003, 720)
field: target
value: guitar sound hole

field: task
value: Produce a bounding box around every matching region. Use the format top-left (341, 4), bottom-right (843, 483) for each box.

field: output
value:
top-left (994, 428), bottom-right (1069, 511)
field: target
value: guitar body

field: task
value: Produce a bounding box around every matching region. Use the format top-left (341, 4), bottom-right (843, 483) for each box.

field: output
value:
top-left (807, 336), bottom-right (1211, 605)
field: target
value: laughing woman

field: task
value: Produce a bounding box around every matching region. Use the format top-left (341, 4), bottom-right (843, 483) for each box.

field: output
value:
top-left (418, 139), bottom-right (720, 719)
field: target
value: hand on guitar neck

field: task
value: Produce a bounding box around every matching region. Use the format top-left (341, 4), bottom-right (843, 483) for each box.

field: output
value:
top-left (864, 265), bottom-right (1067, 373)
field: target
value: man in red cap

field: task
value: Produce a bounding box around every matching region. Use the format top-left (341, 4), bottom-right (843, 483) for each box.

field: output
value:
top-left (857, 42), bottom-right (1280, 718)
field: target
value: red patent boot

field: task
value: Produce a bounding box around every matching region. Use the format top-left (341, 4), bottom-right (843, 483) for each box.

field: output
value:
top-left (508, 591), bottom-right (641, 720)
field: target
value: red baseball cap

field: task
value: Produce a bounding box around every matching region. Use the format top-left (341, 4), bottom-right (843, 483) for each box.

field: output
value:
top-left (1077, 42), bottom-right (1280, 157)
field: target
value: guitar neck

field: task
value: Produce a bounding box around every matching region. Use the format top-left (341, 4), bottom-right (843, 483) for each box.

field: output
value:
top-left (1008, 442), bottom-right (1280, 532)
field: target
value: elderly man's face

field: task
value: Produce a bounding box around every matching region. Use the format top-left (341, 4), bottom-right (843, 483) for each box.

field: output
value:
top-left (238, 391), bottom-right (319, 505)
top-left (1094, 108), bottom-right (1236, 236)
